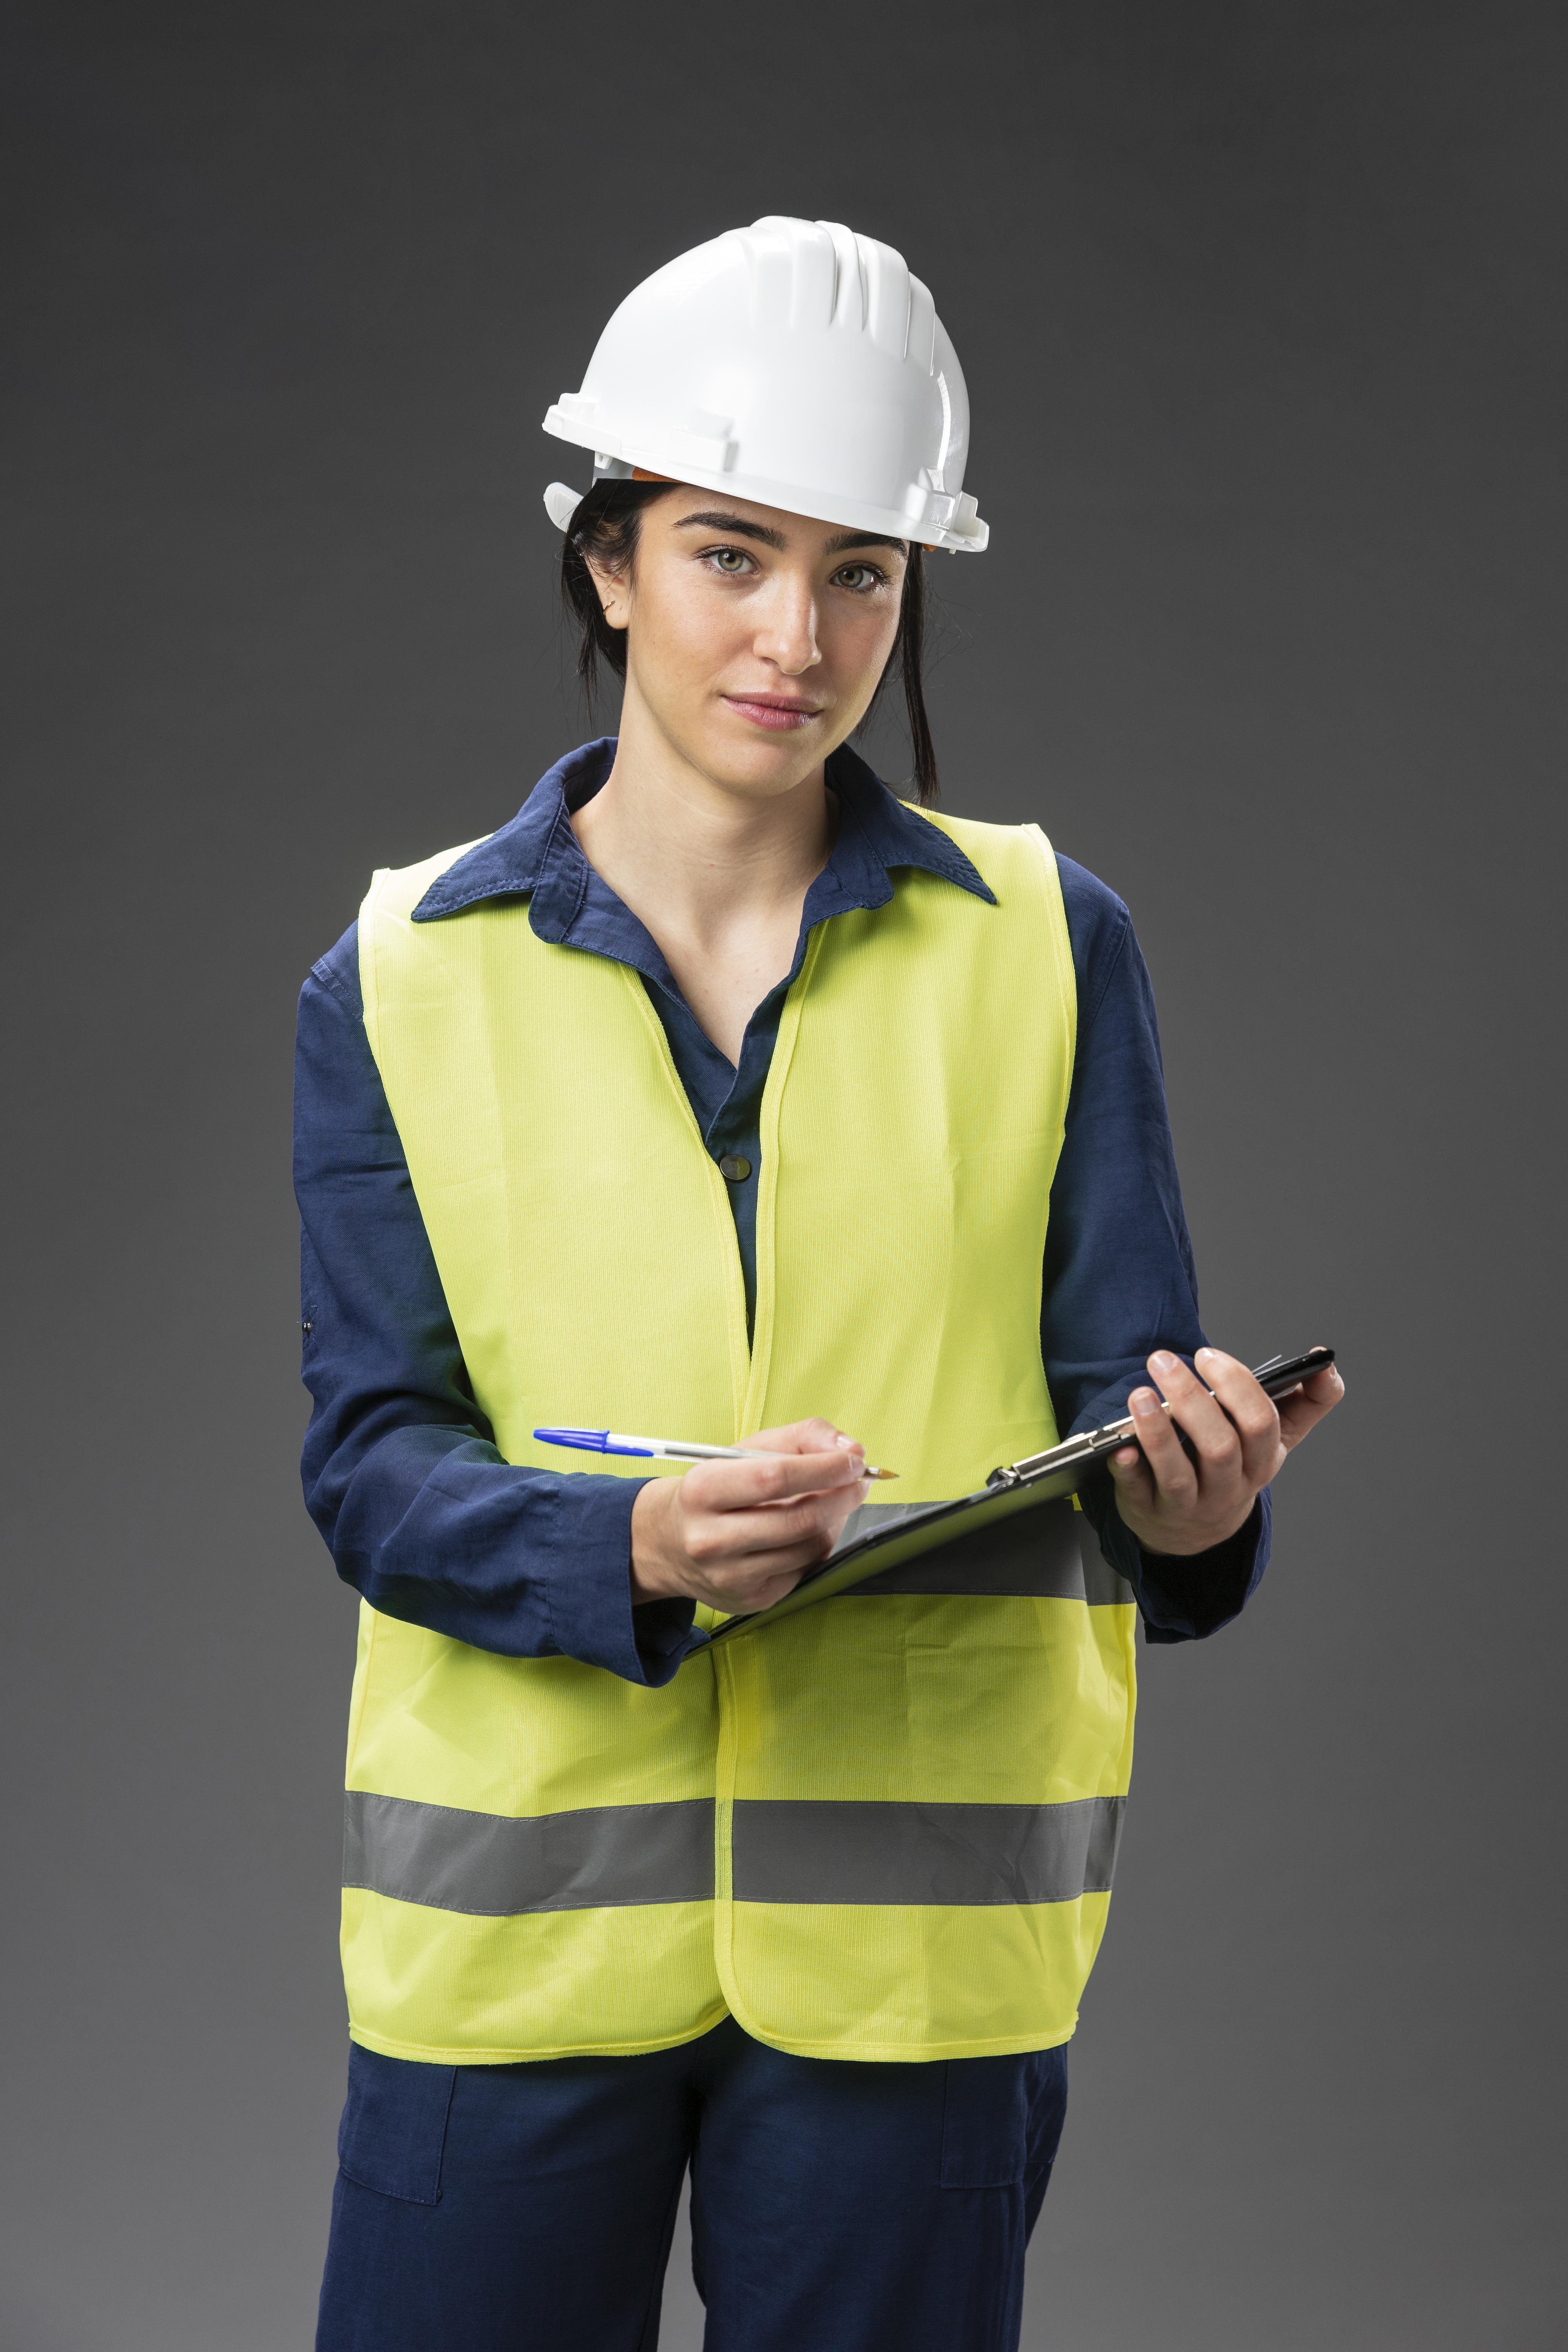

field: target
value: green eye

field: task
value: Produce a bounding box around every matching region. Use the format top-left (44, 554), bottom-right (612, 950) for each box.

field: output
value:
top-left (834, 564), bottom-right (884, 592)
top-left (709, 547), bottom-right (751, 573)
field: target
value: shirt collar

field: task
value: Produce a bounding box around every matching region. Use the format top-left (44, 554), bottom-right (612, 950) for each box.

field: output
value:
top-left (410, 736), bottom-right (996, 928)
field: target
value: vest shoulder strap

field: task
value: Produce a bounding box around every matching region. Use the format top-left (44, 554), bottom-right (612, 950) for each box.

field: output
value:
top-left (896, 807), bottom-right (1075, 1056)
top-left (358, 835), bottom-right (492, 1055)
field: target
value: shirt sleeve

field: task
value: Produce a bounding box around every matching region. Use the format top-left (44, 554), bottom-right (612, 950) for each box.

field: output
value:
top-left (1044, 857), bottom-right (1272, 1643)
top-left (294, 923), bottom-right (703, 1685)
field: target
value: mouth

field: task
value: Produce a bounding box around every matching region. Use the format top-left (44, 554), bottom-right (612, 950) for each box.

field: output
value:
top-left (721, 692), bottom-right (825, 733)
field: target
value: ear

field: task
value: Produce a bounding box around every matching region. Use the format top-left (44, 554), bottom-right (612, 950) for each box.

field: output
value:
top-left (582, 545), bottom-right (631, 634)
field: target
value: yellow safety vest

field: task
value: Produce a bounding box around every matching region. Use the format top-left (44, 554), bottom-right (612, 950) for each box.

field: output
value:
top-left (344, 806), bottom-right (1136, 2065)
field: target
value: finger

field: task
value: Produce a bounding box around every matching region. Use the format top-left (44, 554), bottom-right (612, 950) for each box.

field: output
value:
top-left (747, 1419), bottom-right (878, 1493)
top-left (691, 1445), bottom-right (865, 1513)
top-left (715, 1527), bottom-right (845, 1581)
top-left (694, 1571), bottom-right (805, 1617)
top-left (1193, 1347), bottom-right (1282, 1486)
top-left (1105, 1441), bottom-right (1157, 1514)
top-left (742, 1418), bottom-right (863, 1459)
top-left (691, 1509), bottom-right (853, 1566)
top-left (709, 1559), bottom-right (816, 1612)
top-left (698, 1528), bottom-right (848, 1604)
top-left (1276, 1360), bottom-right (1344, 1450)
top-left (1125, 1383), bottom-right (1198, 1502)
top-left (726, 1573), bottom-right (808, 1612)
top-left (1147, 1351), bottom-right (1245, 1475)
top-left (685, 1482), bottom-right (865, 1563)
top-left (711, 1535), bottom-right (829, 1582)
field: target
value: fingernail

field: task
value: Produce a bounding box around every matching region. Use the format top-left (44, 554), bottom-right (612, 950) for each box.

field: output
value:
top-left (1131, 1388), bottom-right (1161, 1413)
top-left (1151, 1351), bottom-right (1178, 1374)
top-left (1195, 1346), bottom-right (1217, 1365)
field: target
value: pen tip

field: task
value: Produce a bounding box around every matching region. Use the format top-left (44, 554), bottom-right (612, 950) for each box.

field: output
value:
top-left (869, 1467), bottom-right (899, 1480)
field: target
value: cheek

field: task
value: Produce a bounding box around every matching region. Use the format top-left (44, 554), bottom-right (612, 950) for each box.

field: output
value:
top-left (633, 568), bottom-right (749, 686)
top-left (823, 602), bottom-right (902, 708)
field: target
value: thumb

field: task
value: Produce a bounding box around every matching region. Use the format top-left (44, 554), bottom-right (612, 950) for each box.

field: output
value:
top-left (1105, 1445), bottom-right (1147, 1497)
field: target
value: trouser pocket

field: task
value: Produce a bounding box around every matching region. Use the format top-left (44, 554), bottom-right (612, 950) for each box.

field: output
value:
top-left (939, 2044), bottom-right (1068, 2189)
top-left (336, 2042), bottom-right (458, 2205)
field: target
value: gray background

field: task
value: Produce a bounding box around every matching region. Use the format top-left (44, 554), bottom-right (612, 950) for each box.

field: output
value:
top-left (3, 3), bottom-right (1563, 2346)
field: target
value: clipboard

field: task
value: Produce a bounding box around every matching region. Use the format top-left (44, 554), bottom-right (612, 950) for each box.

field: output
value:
top-left (707, 1346), bottom-right (1334, 1644)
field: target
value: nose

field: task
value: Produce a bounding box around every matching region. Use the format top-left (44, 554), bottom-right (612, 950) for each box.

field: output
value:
top-left (753, 573), bottom-right (821, 675)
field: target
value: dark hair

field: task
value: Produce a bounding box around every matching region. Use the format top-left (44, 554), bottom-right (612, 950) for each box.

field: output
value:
top-left (559, 479), bottom-right (940, 805)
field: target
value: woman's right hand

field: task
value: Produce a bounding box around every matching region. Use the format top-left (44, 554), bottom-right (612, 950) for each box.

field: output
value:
top-left (629, 1419), bottom-right (870, 1614)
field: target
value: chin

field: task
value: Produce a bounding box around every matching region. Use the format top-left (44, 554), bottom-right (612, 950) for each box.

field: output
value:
top-left (693, 721), bottom-right (831, 799)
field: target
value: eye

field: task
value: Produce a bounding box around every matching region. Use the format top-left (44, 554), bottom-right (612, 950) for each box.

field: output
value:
top-left (701, 545), bottom-right (756, 577)
top-left (831, 562), bottom-right (889, 594)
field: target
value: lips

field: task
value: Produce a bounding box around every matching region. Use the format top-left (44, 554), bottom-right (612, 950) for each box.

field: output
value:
top-left (723, 693), bottom-right (824, 732)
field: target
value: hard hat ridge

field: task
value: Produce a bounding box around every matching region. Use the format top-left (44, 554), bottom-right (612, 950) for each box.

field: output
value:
top-left (542, 217), bottom-right (987, 554)
top-left (746, 216), bottom-right (935, 369)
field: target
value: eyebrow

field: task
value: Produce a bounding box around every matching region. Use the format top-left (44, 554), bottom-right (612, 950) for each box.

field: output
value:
top-left (672, 511), bottom-right (787, 549)
top-left (822, 530), bottom-right (910, 557)
top-left (671, 511), bottom-right (909, 560)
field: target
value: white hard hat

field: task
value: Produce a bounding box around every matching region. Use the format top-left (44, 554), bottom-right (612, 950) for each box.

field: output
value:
top-left (542, 217), bottom-right (987, 554)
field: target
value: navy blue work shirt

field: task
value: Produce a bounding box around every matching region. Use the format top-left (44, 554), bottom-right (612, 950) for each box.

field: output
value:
top-left (295, 739), bottom-right (1269, 1687)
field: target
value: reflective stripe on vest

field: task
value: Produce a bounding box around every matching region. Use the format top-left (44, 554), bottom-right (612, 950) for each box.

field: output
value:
top-left (732, 1795), bottom-right (1126, 1906)
top-left (347, 806), bottom-right (1136, 2066)
top-left (345, 1791), bottom-right (717, 1913)
top-left (344, 1788), bottom-right (1124, 1914)
top-left (831, 1496), bottom-right (1135, 1606)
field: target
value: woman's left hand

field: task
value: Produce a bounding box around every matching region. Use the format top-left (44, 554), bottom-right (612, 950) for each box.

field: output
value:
top-left (1106, 1346), bottom-right (1344, 1557)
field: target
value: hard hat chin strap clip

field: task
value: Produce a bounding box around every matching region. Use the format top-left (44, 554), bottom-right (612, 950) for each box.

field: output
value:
top-left (544, 455), bottom-right (638, 534)
top-left (542, 482), bottom-right (584, 532)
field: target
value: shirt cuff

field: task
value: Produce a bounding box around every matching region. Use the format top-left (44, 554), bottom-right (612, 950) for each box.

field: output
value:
top-left (541, 1472), bottom-right (704, 1687)
top-left (1076, 1476), bottom-right (1272, 1644)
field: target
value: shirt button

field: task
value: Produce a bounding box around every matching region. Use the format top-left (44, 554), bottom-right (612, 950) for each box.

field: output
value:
top-left (718, 1155), bottom-right (752, 1182)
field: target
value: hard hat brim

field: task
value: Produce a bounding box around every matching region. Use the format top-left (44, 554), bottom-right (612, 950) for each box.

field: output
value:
top-left (541, 416), bottom-right (988, 554)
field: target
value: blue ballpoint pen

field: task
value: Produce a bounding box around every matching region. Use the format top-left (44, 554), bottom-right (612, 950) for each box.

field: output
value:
top-left (533, 1426), bottom-right (899, 1479)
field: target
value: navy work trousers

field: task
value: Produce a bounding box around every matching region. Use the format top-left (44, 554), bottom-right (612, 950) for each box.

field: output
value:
top-left (317, 2018), bottom-right (1068, 2352)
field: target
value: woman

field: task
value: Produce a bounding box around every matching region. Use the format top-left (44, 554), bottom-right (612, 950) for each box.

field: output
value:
top-left (296, 216), bottom-right (1342, 2352)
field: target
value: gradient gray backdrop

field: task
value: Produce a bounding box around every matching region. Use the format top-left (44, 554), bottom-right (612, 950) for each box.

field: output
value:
top-left (4, 4), bottom-right (1563, 2346)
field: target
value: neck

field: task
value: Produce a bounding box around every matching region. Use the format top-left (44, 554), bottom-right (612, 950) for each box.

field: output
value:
top-left (570, 678), bottom-right (839, 1066)
top-left (572, 681), bottom-right (834, 949)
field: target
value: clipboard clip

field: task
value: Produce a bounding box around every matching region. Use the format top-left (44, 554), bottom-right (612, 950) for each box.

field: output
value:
top-left (983, 1347), bottom-right (1334, 1495)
